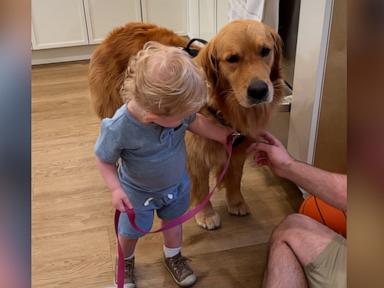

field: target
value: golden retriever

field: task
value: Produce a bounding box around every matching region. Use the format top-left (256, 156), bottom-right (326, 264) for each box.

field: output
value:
top-left (89, 20), bottom-right (284, 230)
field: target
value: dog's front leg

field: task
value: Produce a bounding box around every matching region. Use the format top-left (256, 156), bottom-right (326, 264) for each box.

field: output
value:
top-left (223, 151), bottom-right (249, 216)
top-left (189, 161), bottom-right (221, 230)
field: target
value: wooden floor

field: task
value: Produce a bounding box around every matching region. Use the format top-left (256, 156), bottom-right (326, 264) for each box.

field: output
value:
top-left (32, 62), bottom-right (302, 288)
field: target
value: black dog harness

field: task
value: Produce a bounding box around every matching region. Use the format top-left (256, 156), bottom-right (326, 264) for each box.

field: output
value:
top-left (182, 38), bottom-right (208, 58)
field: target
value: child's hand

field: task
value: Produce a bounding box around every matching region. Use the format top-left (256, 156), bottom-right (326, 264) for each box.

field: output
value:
top-left (111, 188), bottom-right (133, 212)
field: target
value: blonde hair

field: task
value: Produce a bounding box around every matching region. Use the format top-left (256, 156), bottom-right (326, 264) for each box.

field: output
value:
top-left (120, 41), bottom-right (207, 116)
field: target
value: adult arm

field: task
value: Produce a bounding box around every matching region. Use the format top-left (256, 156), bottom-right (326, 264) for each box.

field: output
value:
top-left (247, 131), bottom-right (347, 211)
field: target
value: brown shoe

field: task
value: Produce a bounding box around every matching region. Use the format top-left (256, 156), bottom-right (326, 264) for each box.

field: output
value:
top-left (164, 253), bottom-right (197, 287)
top-left (115, 257), bottom-right (136, 288)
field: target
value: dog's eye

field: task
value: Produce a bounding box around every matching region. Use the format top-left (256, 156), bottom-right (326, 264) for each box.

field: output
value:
top-left (261, 47), bottom-right (271, 57)
top-left (226, 54), bottom-right (240, 63)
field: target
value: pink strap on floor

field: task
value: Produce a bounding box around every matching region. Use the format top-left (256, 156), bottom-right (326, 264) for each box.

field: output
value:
top-left (114, 140), bottom-right (234, 288)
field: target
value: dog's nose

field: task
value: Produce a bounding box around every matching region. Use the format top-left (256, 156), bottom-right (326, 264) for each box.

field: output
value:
top-left (247, 80), bottom-right (269, 102)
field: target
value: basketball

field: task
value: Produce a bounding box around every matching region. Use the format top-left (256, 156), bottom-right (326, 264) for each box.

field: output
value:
top-left (299, 196), bottom-right (346, 237)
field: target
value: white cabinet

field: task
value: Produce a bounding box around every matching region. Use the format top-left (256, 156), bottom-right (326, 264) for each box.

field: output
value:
top-left (32, 0), bottom-right (189, 51)
top-left (216, 0), bottom-right (230, 31)
top-left (199, 0), bottom-right (216, 40)
top-left (187, 0), bottom-right (229, 40)
top-left (141, 0), bottom-right (188, 34)
top-left (32, 0), bottom-right (227, 63)
top-left (32, 0), bottom-right (89, 49)
top-left (83, 0), bottom-right (141, 44)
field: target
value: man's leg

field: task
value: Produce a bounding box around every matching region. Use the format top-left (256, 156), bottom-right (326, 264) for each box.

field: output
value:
top-left (263, 228), bottom-right (308, 288)
top-left (263, 213), bottom-right (339, 288)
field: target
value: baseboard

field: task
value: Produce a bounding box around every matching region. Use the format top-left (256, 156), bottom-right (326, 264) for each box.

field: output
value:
top-left (32, 45), bottom-right (98, 65)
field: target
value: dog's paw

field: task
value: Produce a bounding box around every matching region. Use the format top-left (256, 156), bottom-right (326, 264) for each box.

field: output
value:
top-left (195, 210), bottom-right (221, 230)
top-left (227, 202), bottom-right (250, 216)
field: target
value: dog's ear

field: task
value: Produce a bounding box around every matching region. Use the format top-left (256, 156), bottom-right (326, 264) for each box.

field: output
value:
top-left (195, 39), bottom-right (219, 91)
top-left (270, 29), bottom-right (283, 81)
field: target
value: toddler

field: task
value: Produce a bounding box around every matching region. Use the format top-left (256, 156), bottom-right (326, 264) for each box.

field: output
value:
top-left (95, 41), bottom-right (233, 287)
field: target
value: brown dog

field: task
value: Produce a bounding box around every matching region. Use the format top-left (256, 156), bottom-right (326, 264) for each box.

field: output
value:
top-left (89, 20), bottom-right (284, 230)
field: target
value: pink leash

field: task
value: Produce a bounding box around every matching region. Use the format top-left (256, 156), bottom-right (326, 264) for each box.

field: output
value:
top-left (114, 137), bottom-right (236, 288)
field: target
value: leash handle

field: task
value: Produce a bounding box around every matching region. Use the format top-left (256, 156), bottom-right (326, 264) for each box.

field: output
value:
top-left (115, 138), bottom-right (236, 288)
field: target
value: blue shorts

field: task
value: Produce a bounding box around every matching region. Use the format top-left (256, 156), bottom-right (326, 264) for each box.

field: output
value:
top-left (118, 173), bottom-right (190, 238)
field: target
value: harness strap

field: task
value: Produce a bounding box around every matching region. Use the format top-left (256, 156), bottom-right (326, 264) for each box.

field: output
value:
top-left (182, 38), bottom-right (208, 58)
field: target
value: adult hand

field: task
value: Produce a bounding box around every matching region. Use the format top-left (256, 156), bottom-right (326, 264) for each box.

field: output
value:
top-left (247, 131), bottom-right (295, 177)
top-left (111, 188), bottom-right (133, 212)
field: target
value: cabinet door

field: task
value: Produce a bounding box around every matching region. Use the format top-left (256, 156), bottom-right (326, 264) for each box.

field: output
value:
top-left (32, 0), bottom-right (89, 49)
top-left (188, 0), bottom-right (223, 39)
top-left (217, 0), bottom-right (230, 32)
top-left (141, 0), bottom-right (188, 35)
top-left (83, 0), bottom-right (141, 44)
top-left (199, 0), bottom-right (216, 40)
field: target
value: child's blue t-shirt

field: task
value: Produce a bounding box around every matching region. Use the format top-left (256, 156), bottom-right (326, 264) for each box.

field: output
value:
top-left (94, 104), bottom-right (196, 193)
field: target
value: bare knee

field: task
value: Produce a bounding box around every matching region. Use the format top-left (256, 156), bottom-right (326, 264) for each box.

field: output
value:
top-left (270, 214), bottom-right (309, 244)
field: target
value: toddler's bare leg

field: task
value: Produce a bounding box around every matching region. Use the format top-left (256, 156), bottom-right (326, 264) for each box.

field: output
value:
top-left (118, 235), bottom-right (138, 257)
top-left (162, 222), bottom-right (182, 248)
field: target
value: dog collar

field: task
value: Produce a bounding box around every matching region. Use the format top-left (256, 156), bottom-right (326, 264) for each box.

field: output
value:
top-left (207, 105), bottom-right (246, 147)
top-left (227, 131), bottom-right (245, 147)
